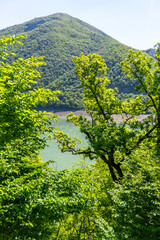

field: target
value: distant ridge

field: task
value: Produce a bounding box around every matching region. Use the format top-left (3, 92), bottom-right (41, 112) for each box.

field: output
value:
top-left (0, 13), bottom-right (111, 37)
top-left (0, 13), bottom-right (137, 109)
top-left (143, 48), bottom-right (155, 58)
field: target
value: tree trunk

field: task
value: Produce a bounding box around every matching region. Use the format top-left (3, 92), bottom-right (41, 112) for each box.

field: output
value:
top-left (112, 162), bottom-right (123, 179)
top-left (101, 154), bottom-right (123, 183)
top-left (100, 155), bottom-right (118, 182)
top-left (108, 163), bottom-right (118, 182)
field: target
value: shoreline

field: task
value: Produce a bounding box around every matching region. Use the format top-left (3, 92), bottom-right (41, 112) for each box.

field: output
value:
top-left (50, 110), bottom-right (149, 122)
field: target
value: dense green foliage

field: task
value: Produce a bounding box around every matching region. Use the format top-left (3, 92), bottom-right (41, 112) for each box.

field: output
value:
top-left (0, 13), bottom-right (134, 109)
top-left (111, 146), bottom-right (160, 240)
top-left (52, 149), bottom-right (160, 240)
top-left (0, 36), bottom-right (113, 240)
top-left (121, 45), bottom-right (160, 153)
top-left (54, 50), bottom-right (159, 182)
top-left (0, 36), bottom-right (159, 239)
top-left (53, 49), bottom-right (159, 238)
top-left (0, 36), bottom-right (60, 239)
top-left (0, 36), bottom-right (99, 239)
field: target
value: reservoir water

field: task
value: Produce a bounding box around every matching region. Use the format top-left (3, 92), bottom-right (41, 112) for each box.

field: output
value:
top-left (40, 116), bottom-right (89, 170)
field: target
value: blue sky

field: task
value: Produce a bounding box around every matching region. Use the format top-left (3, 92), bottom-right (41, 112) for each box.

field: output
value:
top-left (0, 0), bottom-right (159, 50)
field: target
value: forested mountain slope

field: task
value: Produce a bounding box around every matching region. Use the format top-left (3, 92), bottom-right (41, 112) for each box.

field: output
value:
top-left (143, 48), bottom-right (155, 58)
top-left (0, 13), bottom-right (137, 109)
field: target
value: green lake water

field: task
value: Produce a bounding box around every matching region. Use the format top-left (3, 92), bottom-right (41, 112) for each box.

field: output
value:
top-left (40, 116), bottom-right (89, 170)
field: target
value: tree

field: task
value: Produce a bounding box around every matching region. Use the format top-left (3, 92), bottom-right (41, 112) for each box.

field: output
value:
top-left (0, 36), bottom-right (62, 239)
top-left (51, 161), bottom-right (115, 240)
top-left (1, 36), bottom-right (112, 240)
top-left (54, 51), bottom-right (159, 182)
top-left (111, 146), bottom-right (160, 240)
top-left (0, 36), bottom-right (60, 152)
top-left (121, 45), bottom-right (160, 154)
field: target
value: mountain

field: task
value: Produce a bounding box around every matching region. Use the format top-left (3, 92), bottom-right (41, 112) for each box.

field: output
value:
top-left (0, 13), bottom-right (136, 109)
top-left (143, 48), bottom-right (155, 58)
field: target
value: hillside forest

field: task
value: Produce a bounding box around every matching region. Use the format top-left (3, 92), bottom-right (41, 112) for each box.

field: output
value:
top-left (0, 13), bottom-right (155, 110)
top-left (0, 35), bottom-right (159, 240)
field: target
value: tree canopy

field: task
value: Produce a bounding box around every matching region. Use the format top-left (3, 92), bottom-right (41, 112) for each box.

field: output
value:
top-left (121, 45), bottom-right (160, 153)
top-left (54, 49), bottom-right (160, 182)
top-left (0, 36), bottom-right (159, 239)
top-left (0, 36), bottom-right (61, 239)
